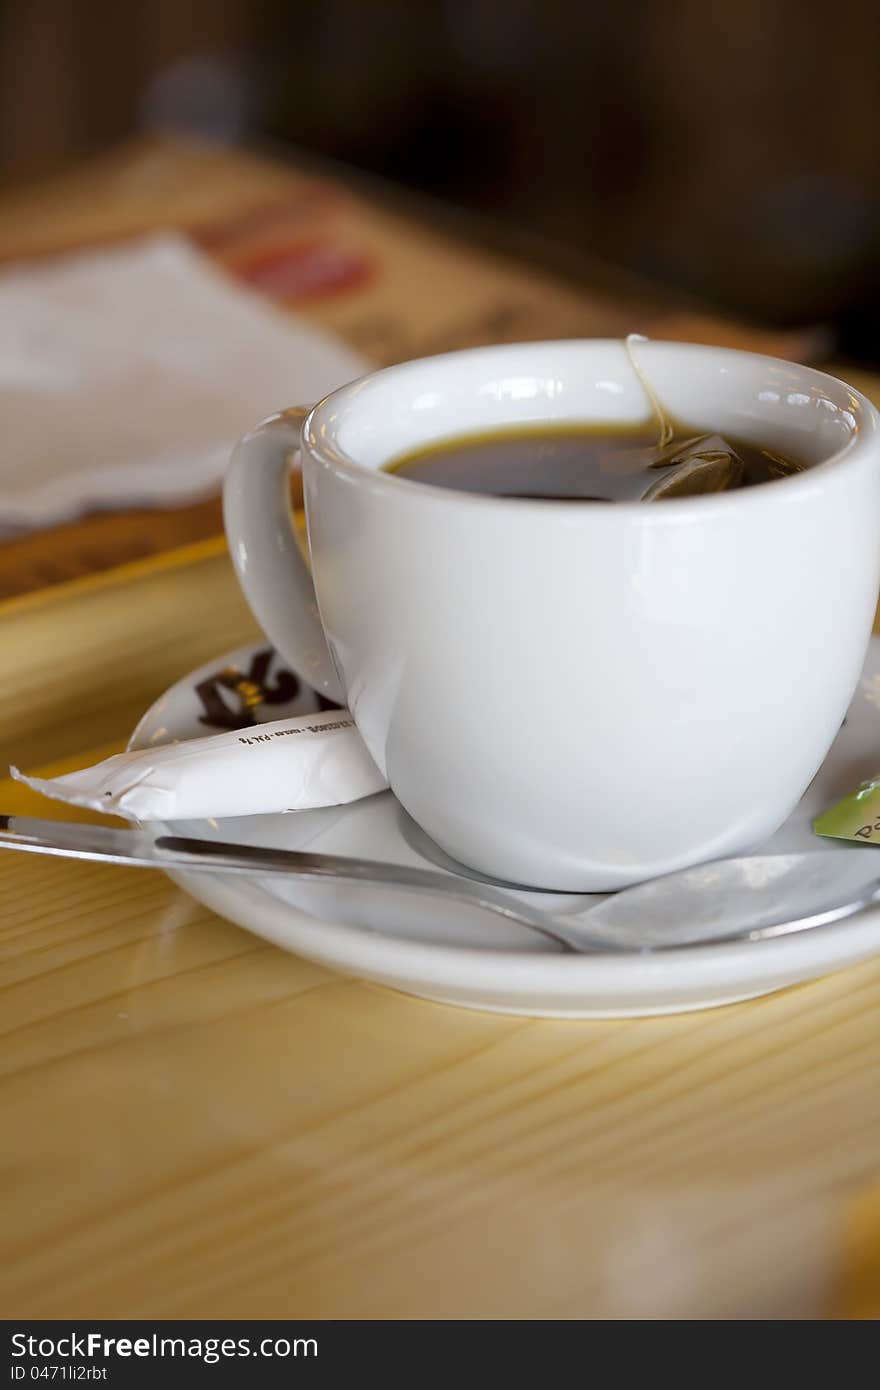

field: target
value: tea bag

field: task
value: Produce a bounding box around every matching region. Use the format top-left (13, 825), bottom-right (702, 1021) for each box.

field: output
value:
top-left (642, 434), bottom-right (746, 499)
top-left (624, 334), bottom-right (746, 499)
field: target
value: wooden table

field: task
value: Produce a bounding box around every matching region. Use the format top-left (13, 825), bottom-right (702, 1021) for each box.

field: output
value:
top-left (1, 140), bottom-right (879, 1320)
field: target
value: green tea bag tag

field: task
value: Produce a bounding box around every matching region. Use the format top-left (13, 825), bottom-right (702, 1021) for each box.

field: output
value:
top-left (813, 776), bottom-right (880, 844)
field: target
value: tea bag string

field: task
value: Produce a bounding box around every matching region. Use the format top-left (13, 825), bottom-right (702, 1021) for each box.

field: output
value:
top-left (625, 333), bottom-right (673, 448)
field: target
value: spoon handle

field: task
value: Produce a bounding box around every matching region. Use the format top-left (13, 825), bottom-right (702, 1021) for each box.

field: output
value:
top-left (0, 813), bottom-right (588, 954)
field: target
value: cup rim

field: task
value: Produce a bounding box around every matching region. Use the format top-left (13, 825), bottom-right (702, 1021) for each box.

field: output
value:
top-left (301, 338), bottom-right (880, 517)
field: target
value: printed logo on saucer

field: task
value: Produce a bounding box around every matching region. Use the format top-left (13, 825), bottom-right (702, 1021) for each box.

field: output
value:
top-left (195, 648), bottom-right (301, 729)
top-left (195, 648), bottom-right (342, 729)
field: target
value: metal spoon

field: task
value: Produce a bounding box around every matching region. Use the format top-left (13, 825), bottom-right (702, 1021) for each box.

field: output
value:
top-left (2, 813), bottom-right (879, 955)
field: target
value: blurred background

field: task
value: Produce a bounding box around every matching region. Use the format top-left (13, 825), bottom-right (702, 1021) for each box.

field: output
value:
top-left (1, 0), bottom-right (879, 357)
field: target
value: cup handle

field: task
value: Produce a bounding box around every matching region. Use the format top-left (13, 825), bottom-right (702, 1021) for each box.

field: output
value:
top-left (223, 408), bottom-right (346, 703)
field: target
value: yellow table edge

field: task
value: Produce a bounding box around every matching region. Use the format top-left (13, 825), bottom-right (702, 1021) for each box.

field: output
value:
top-left (0, 533), bottom-right (230, 619)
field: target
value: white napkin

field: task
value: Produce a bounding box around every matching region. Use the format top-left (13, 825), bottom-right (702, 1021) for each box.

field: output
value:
top-left (0, 232), bottom-right (369, 534)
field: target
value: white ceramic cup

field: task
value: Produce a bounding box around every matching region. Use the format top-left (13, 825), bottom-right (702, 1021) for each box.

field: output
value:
top-left (224, 339), bottom-right (880, 890)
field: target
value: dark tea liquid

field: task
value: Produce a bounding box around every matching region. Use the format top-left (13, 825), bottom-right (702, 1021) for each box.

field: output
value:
top-left (383, 423), bottom-right (805, 502)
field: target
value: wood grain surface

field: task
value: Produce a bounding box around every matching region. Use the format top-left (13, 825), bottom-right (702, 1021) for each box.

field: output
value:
top-left (1, 552), bottom-right (879, 1319)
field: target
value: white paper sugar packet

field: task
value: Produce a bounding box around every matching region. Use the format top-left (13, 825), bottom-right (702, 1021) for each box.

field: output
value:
top-left (11, 710), bottom-right (388, 821)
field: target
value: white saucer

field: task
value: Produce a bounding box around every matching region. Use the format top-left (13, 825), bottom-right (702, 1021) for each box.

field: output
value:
top-left (129, 641), bottom-right (880, 1017)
